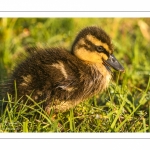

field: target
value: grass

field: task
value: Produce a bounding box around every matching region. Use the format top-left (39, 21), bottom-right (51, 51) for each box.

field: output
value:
top-left (0, 18), bottom-right (150, 132)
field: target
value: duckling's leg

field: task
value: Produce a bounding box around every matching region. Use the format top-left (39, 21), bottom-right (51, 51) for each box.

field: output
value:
top-left (44, 97), bottom-right (84, 115)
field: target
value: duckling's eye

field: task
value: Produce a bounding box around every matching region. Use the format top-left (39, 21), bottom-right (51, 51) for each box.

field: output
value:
top-left (96, 46), bottom-right (104, 53)
top-left (96, 46), bottom-right (110, 57)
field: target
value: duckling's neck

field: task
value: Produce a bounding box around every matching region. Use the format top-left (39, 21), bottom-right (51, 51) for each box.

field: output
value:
top-left (82, 60), bottom-right (111, 80)
top-left (94, 63), bottom-right (112, 89)
top-left (80, 61), bottom-right (112, 98)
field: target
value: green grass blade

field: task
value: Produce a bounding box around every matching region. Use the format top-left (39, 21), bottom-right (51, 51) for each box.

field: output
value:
top-left (110, 96), bottom-right (126, 131)
top-left (23, 120), bottom-right (28, 132)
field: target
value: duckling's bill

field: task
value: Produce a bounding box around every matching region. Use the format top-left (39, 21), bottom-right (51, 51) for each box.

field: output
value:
top-left (104, 54), bottom-right (124, 72)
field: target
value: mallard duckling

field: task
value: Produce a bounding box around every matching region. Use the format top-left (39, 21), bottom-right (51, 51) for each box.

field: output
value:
top-left (4, 26), bottom-right (124, 114)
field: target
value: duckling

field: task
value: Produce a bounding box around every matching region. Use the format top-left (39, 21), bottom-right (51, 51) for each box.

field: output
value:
top-left (3, 26), bottom-right (124, 114)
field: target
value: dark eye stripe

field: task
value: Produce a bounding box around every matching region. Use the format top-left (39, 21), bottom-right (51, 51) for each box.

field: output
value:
top-left (85, 38), bottom-right (110, 56)
top-left (102, 49), bottom-right (110, 57)
top-left (77, 38), bottom-right (110, 57)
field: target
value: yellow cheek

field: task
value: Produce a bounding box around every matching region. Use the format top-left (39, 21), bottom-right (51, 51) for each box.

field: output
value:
top-left (101, 53), bottom-right (109, 61)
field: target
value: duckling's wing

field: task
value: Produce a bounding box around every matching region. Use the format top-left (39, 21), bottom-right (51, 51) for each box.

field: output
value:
top-left (45, 60), bottom-right (79, 92)
top-left (42, 48), bottom-right (81, 96)
top-left (13, 47), bottom-right (81, 100)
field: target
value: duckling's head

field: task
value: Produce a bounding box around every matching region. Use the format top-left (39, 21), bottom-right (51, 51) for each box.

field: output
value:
top-left (71, 26), bottom-right (124, 72)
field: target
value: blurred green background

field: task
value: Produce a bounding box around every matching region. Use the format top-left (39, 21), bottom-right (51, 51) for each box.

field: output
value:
top-left (0, 18), bottom-right (150, 132)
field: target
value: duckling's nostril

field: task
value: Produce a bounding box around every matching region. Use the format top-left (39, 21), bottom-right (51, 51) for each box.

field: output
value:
top-left (112, 57), bottom-right (116, 63)
top-left (109, 55), bottom-right (116, 63)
